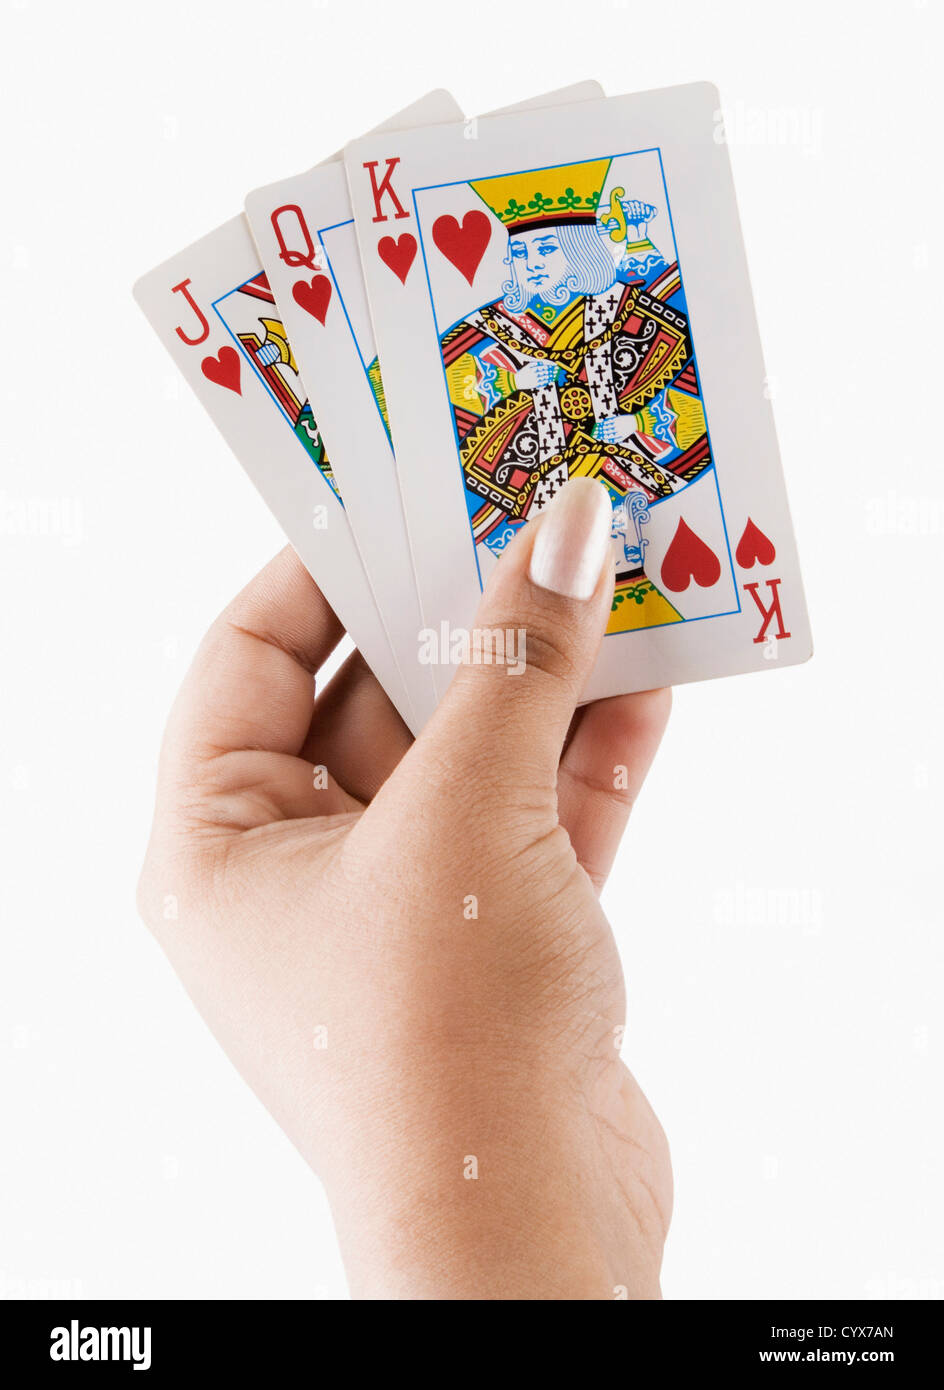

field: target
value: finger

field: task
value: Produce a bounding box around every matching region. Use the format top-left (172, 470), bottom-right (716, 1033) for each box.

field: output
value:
top-left (165, 546), bottom-right (343, 767)
top-left (417, 477), bottom-right (615, 799)
top-left (300, 649), bottom-right (413, 802)
top-left (557, 688), bottom-right (671, 893)
top-left (178, 749), bottom-right (362, 831)
top-left (155, 548), bottom-right (354, 827)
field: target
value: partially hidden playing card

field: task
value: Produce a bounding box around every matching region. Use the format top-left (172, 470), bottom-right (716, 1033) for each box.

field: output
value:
top-left (345, 83), bottom-right (812, 701)
top-left (132, 188), bottom-right (440, 729)
top-left (245, 83), bottom-right (603, 727)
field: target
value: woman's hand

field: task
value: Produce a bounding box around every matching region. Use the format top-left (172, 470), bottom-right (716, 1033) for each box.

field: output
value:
top-left (137, 477), bottom-right (672, 1300)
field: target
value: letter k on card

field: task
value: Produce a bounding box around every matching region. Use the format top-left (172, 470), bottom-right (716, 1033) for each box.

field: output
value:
top-left (359, 156), bottom-right (418, 284)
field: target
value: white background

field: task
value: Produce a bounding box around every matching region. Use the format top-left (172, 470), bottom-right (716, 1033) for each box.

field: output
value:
top-left (1, 0), bottom-right (941, 1301)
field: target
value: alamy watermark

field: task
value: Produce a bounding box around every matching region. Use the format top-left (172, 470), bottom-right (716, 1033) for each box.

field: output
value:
top-left (0, 493), bottom-right (84, 546)
top-left (418, 621), bottom-right (527, 675)
top-left (865, 490), bottom-right (944, 536)
top-left (713, 879), bottom-right (824, 933)
top-left (713, 100), bottom-right (823, 158)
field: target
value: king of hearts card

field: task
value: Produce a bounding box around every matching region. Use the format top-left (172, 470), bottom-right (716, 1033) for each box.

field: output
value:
top-left (347, 84), bottom-right (812, 700)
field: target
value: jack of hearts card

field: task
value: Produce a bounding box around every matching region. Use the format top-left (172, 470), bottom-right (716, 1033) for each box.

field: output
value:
top-left (133, 216), bottom-right (415, 727)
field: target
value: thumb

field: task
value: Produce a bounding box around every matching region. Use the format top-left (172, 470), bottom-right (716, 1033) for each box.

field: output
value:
top-left (421, 476), bottom-right (615, 789)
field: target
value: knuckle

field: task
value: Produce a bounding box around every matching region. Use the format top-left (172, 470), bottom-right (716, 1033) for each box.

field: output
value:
top-left (513, 621), bottom-right (582, 688)
top-left (463, 605), bottom-right (582, 689)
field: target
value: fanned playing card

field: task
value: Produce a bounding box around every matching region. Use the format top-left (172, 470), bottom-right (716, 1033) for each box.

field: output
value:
top-left (133, 217), bottom-right (415, 728)
top-left (345, 83), bottom-right (812, 700)
top-left (245, 83), bottom-right (603, 727)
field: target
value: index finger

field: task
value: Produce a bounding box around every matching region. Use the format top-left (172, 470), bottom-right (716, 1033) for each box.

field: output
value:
top-left (163, 546), bottom-right (343, 771)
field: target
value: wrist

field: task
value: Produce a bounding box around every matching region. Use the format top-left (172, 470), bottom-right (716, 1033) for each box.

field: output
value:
top-left (321, 1067), bottom-right (665, 1300)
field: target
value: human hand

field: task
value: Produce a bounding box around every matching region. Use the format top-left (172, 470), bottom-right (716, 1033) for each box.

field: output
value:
top-left (595, 412), bottom-right (640, 445)
top-left (137, 476), bottom-right (672, 1300)
top-left (515, 360), bottom-right (560, 390)
top-left (619, 195), bottom-right (658, 237)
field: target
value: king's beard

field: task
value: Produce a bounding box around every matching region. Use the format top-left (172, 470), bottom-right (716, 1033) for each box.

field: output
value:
top-left (501, 265), bottom-right (579, 313)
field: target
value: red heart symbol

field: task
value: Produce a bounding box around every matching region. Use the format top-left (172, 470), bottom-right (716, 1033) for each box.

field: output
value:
top-left (377, 233), bottom-right (417, 285)
top-left (735, 517), bottom-right (776, 569)
top-left (660, 518), bottom-right (721, 593)
top-left (432, 210), bottom-right (492, 286)
top-left (201, 345), bottom-right (241, 394)
top-left (292, 274), bottom-right (332, 325)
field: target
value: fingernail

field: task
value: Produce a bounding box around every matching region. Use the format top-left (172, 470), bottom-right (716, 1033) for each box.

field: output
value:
top-left (528, 477), bottom-right (612, 600)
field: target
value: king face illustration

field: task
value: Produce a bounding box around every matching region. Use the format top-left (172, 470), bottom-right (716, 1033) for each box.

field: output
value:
top-left (438, 156), bottom-right (713, 633)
